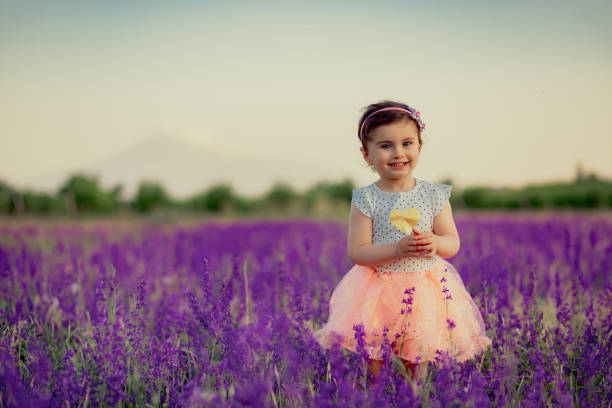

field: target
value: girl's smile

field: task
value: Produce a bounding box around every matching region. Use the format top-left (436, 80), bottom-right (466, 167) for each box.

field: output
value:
top-left (390, 162), bottom-right (408, 170)
top-left (360, 119), bottom-right (422, 191)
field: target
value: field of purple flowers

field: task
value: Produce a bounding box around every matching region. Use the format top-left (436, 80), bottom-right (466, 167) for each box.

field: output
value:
top-left (0, 213), bottom-right (610, 407)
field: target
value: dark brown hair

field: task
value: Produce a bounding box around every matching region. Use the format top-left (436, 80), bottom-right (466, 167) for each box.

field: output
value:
top-left (358, 100), bottom-right (424, 152)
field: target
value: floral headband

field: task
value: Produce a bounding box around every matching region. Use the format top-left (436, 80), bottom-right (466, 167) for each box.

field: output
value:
top-left (359, 106), bottom-right (426, 142)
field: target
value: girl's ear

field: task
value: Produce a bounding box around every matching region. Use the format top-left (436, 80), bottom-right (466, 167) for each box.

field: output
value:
top-left (360, 146), bottom-right (373, 165)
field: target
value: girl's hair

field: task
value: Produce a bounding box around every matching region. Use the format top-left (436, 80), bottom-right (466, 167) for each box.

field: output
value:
top-left (357, 100), bottom-right (424, 152)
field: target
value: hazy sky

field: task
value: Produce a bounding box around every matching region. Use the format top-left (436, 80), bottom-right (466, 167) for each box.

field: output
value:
top-left (1, 0), bottom-right (611, 195)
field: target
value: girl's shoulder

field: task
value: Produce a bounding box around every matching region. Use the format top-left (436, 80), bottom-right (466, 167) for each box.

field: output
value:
top-left (352, 183), bottom-right (372, 192)
top-left (418, 179), bottom-right (453, 216)
top-left (417, 179), bottom-right (452, 195)
top-left (352, 179), bottom-right (450, 194)
top-left (418, 178), bottom-right (450, 187)
top-left (351, 184), bottom-right (375, 200)
top-left (351, 184), bottom-right (377, 218)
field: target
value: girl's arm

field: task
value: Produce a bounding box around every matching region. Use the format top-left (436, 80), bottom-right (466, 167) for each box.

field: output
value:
top-left (347, 205), bottom-right (399, 267)
top-left (428, 200), bottom-right (460, 258)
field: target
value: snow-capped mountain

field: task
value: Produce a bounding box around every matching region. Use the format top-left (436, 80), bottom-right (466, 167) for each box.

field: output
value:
top-left (22, 135), bottom-right (344, 199)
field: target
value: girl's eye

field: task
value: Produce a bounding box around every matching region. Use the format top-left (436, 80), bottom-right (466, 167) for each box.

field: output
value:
top-left (381, 142), bottom-right (411, 149)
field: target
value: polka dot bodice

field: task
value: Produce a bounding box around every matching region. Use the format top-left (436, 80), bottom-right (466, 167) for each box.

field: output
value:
top-left (351, 178), bottom-right (452, 273)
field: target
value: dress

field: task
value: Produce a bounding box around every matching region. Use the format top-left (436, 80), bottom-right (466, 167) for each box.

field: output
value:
top-left (313, 178), bottom-right (492, 363)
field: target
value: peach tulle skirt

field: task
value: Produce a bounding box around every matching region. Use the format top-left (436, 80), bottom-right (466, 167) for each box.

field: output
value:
top-left (313, 257), bottom-right (492, 363)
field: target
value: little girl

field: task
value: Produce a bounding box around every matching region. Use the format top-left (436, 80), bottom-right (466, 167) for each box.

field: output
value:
top-left (314, 100), bottom-right (492, 382)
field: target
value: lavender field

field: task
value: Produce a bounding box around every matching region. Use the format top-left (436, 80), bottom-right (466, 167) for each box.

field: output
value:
top-left (0, 213), bottom-right (610, 407)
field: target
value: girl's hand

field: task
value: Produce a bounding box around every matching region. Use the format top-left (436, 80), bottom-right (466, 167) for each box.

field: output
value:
top-left (412, 228), bottom-right (438, 258)
top-left (395, 234), bottom-right (425, 258)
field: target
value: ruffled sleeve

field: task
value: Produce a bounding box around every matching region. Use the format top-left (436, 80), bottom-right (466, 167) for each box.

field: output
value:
top-left (351, 187), bottom-right (372, 218)
top-left (432, 183), bottom-right (452, 216)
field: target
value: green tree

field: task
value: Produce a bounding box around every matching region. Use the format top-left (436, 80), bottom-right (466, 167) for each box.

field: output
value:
top-left (324, 178), bottom-right (354, 203)
top-left (461, 187), bottom-right (489, 208)
top-left (265, 182), bottom-right (298, 210)
top-left (132, 181), bottom-right (169, 213)
top-left (303, 178), bottom-right (354, 213)
top-left (0, 180), bottom-right (16, 214)
top-left (230, 196), bottom-right (259, 214)
top-left (58, 173), bottom-right (116, 214)
top-left (22, 190), bottom-right (65, 214)
top-left (187, 183), bottom-right (236, 213)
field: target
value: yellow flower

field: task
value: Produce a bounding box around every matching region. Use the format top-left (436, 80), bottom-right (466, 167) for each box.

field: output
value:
top-left (389, 208), bottom-right (420, 235)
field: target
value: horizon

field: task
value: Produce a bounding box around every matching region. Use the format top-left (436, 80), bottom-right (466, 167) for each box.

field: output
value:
top-left (1, 131), bottom-right (605, 201)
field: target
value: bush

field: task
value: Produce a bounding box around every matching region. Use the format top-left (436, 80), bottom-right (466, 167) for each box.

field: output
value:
top-left (132, 181), bottom-right (170, 213)
top-left (58, 174), bottom-right (117, 214)
top-left (462, 187), bottom-right (489, 208)
top-left (304, 179), bottom-right (355, 210)
top-left (22, 191), bottom-right (65, 214)
top-left (264, 182), bottom-right (298, 210)
top-left (187, 184), bottom-right (235, 213)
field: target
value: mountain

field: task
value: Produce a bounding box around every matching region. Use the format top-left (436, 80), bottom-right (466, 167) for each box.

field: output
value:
top-left (23, 135), bottom-right (343, 199)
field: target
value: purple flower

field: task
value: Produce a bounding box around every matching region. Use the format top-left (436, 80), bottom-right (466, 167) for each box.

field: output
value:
top-left (352, 322), bottom-right (369, 360)
top-left (1, 215), bottom-right (609, 407)
top-left (401, 286), bottom-right (416, 316)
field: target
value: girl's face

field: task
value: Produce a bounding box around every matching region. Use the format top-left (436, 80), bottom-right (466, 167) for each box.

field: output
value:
top-left (360, 119), bottom-right (422, 182)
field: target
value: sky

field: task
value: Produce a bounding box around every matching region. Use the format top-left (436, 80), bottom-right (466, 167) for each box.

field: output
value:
top-left (1, 0), bottom-right (611, 196)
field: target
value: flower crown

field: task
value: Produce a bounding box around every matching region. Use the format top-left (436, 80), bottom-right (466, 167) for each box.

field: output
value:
top-left (359, 106), bottom-right (426, 142)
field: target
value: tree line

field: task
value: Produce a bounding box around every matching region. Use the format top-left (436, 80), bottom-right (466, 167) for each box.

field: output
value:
top-left (0, 171), bottom-right (610, 217)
